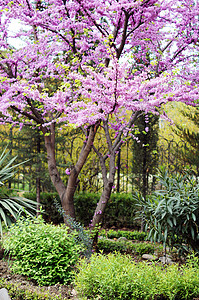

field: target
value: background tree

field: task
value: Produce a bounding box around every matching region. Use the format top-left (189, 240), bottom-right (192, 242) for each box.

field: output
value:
top-left (172, 107), bottom-right (199, 177)
top-left (132, 113), bottom-right (159, 199)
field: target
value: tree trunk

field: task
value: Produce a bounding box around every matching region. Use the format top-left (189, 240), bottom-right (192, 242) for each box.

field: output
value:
top-left (61, 168), bottom-right (78, 218)
top-left (43, 123), bottom-right (99, 220)
top-left (91, 180), bottom-right (114, 227)
top-left (43, 131), bottom-right (69, 215)
top-left (36, 131), bottom-right (41, 216)
top-left (116, 148), bottom-right (121, 193)
top-left (91, 153), bottom-right (116, 228)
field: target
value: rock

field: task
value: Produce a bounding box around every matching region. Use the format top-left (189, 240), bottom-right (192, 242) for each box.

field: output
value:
top-left (117, 237), bottom-right (127, 241)
top-left (0, 288), bottom-right (11, 300)
top-left (159, 255), bottom-right (174, 264)
top-left (71, 288), bottom-right (78, 299)
top-left (142, 254), bottom-right (158, 261)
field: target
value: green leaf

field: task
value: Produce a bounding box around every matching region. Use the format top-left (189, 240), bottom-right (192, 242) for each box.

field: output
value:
top-left (192, 213), bottom-right (196, 221)
top-left (191, 227), bottom-right (195, 240)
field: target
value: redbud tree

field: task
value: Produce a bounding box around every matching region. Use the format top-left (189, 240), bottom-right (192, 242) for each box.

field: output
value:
top-left (0, 0), bottom-right (198, 228)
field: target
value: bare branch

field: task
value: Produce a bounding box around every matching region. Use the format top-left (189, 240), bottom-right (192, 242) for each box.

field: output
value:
top-left (103, 119), bottom-right (112, 152)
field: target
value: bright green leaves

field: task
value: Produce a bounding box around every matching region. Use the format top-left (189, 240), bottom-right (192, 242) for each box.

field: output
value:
top-left (3, 216), bottom-right (83, 285)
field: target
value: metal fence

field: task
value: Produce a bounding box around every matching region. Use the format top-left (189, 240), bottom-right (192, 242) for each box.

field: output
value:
top-left (0, 127), bottom-right (195, 193)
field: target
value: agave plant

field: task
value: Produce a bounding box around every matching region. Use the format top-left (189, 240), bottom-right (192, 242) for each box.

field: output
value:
top-left (0, 147), bottom-right (37, 236)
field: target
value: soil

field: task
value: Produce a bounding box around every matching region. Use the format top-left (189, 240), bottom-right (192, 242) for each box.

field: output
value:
top-left (0, 248), bottom-right (77, 299)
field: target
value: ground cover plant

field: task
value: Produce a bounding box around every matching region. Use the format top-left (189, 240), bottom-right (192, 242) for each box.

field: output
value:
top-left (98, 229), bottom-right (162, 256)
top-left (75, 252), bottom-right (199, 300)
top-left (3, 216), bottom-right (83, 286)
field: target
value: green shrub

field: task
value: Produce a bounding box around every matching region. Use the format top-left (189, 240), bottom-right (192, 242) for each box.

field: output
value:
top-left (74, 192), bottom-right (139, 228)
top-left (98, 237), bottom-right (155, 255)
top-left (98, 238), bottom-right (128, 253)
top-left (75, 252), bottom-right (199, 300)
top-left (130, 242), bottom-right (155, 255)
top-left (3, 216), bottom-right (82, 286)
top-left (135, 168), bottom-right (199, 254)
top-left (102, 193), bottom-right (139, 228)
top-left (24, 192), bottom-right (139, 228)
top-left (0, 278), bottom-right (63, 299)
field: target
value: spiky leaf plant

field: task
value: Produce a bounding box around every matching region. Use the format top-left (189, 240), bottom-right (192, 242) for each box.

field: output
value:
top-left (134, 168), bottom-right (199, 255)
top-left (0, 147), bottom-right (37, 236)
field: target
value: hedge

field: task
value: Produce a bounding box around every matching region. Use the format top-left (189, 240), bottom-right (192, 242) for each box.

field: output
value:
top-left (23, 192), bottom-right (139, 228)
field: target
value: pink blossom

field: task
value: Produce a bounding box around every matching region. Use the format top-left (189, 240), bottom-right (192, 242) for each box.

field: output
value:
top-left (65, 168), bottom-right (70, 175)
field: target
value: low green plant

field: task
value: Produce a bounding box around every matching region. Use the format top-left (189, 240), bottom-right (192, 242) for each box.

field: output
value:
top-left (75, 252), bottom-right (199, 300)
top-left (3, 216), bottom-right (82, 286)
top-left (97, 237), bottom-right (155, 255)
top-left (135, 168), bottom-right (199, 254)
top-left (98, 238), bottom-right (128, 253)
top-left (100, 229), bottom-right (147, 241)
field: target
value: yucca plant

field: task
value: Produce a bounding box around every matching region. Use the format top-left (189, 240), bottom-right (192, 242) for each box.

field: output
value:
top-left (0, 147), bottom-right (37, 236)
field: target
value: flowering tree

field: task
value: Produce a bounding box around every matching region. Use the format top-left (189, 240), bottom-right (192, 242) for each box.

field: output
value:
top-left (0, 0), bottom-right (198, 227)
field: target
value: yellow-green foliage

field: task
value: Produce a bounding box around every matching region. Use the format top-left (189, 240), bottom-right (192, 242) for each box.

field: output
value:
top-left (159, 102), bottom-right (197, 142)
top-left (75, 252), bottom-right (199, 300)
top-left (3, 216), bottom-right (83, 286)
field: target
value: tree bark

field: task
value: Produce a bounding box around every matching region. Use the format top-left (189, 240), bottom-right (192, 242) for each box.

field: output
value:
top-left (91, 152), bottom-right (116, 228)
top-left (116, 148), bottom-right (121, 193)
top-left (36, 131), bottom-right (41, 216)
top-left (43, 123), bottom-right (99, 220)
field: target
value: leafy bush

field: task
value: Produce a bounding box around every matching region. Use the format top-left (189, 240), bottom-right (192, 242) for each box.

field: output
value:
top-left (0, 278), bottom-right (63, 300)
top-left (98, 237), bottom-right (155, 255)
top-left (75, 252), bottom-right (199, 300)
top-left (135, 168), bottom-right (199, 254)
top-left (3, 216), bottom-right (82, 286)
